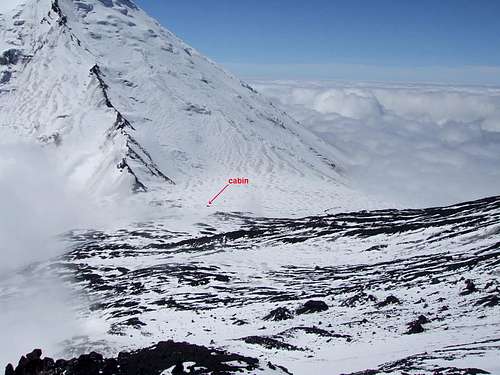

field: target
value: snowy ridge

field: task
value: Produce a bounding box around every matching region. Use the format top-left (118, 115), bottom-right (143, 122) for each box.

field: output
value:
top-left (89, 63), bottom-right (175, 191)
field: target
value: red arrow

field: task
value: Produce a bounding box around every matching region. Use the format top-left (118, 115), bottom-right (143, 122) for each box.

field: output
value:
top-left (208, 184), bottom-right (230, 205)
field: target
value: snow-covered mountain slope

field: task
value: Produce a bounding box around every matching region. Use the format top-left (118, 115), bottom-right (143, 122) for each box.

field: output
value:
top-left (2, 1), bottom-right (498, 374)
top-left (3, 195), bottom-right (499, 374)
top-left (0, 0), bottom-right (373, 214)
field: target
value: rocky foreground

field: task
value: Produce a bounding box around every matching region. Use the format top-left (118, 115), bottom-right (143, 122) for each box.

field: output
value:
top-left (3, 195), bottom-right (499, 374)
top-left (4, 341), bottom-right (268, 375)
top-left (6, 338), bottom-right (497, 375)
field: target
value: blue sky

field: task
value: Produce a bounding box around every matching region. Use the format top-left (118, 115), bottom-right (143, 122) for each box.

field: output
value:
top-left (135, 0), bottom-right (500, 84)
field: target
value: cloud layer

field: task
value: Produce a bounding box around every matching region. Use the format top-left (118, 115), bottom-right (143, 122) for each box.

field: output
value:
top-left (0, 142), bottom-right (150, 366)
top-left (253, 80), bottom-right (500, 207)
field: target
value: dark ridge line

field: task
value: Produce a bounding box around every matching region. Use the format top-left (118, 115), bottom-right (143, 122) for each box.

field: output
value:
top-left (114, 111), bottom-right (136, 131)
top-left (51, 0), bottom-right (67, 25)
top-left (125, 140), bottom-right (175, 183)
top-left (117, 158), bottom-right (148, 193)
top-left (42, 1), bottom-right (83, 47)
top-left (90, 64), bottom-right (114, 109)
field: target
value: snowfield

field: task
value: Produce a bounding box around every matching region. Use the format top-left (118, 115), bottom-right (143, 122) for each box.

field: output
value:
top-left (0, 0), bottom-right (24, 14)
top-left (0, 0), bottom-right (498, 374)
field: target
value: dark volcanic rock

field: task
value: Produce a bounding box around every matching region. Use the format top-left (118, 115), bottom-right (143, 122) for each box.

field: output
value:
top-left (405, 320), bottom-right (425, 334)
top-left (430, 367), bottom-right (490, 374)
top-left (0, 70), bottom-right (12, 84)
top-left (296, 300), bottom-right (328, 314)
top-left (123, 317), bottom-right (146, 327)
top-left (6, 341), bottom-right (262, 375)
top-left (117, 340), bottom-right (257, 374)
top-left (267, 362), bottom-right (293, 375)
top-left (460, 279), bottom-right (477, 295)
top-left (242, 336), bottom-right (304, 351)
top-left (341, 292), bottom-right (377, 307)
top-left (417, 314), bottom-right (430, 324)
top-left (264, 306), bottom-right (294, 321)
top-left (474, 294), bottom-right (499, 307)
top-left (377, 295), bottom-right (401, 307)
top-left (404, 314), bottom-right (430, 335)
top-left (171, 362), bottom-right (184, 375)
top-left (280, 326), bottom-right (352, 339)
top-left (0, 49), bottom-right (23, 65)
top-left (10, 349), bottom-right (54, 375)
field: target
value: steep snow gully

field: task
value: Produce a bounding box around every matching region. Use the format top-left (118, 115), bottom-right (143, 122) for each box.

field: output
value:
top-left (0, 1), bottom-right (498, 374)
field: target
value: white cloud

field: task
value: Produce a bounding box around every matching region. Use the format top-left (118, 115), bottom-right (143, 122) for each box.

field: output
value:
top-left (0, 142), bottom-right (147, 366)
top-left (0, 144), bottom-right (78, 272)
top-left (253, 80), bottom-right (500, 207)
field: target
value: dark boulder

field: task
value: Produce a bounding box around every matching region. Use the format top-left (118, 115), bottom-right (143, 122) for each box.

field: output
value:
top-left (377, 295), bottom-right (401, 307)
top-left (0, 70), bottom-right (12, 84)
top-left (5, 349), bottom-right (55, 375)
top-left (71, 352), bottom-right (104, 375)
top-left (460, 279), bottom-right (477, 295)
top-left (296, 300), bottom-right (329, 314)
top-left (405, 314), bottom-right (430, 334)
top-left (117, 340), bottom-right (259, 374)
top-left (264, 307), bottom-right (294, 321)
top-left (242, 336), bottom-right (304, 351)
top-left (474, 294), bottom-right (499, 307)
top-left (0, 49), bottom-right (23, 65)
top-left (405, 320), bottom-right (425, 334)
top-left (417, 314), bottom-right (430, 324)
top-left (341, 292), bottom-right (377, 307)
